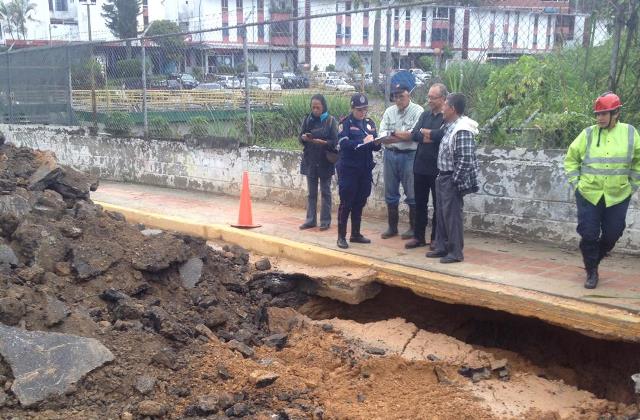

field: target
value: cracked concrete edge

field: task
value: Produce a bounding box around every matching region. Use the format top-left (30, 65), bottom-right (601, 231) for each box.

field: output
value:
top-left (97, 201), bottom-right (640, 343)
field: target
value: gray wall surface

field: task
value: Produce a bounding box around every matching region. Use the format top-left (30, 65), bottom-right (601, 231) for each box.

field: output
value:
top-left (3, 124), bottom-right (639, 253)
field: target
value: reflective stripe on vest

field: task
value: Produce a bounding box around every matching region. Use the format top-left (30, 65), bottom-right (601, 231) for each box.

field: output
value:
top-left (581, 124), bottom-right (635, 170)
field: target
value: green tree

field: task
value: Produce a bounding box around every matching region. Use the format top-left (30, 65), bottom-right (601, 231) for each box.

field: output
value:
top-left (145, 20), bottom-right (185, 72)
top-left (348, 52), bottom-right (364, 73)
top-left (0, 0), bottom-right (37, 40)
top-left (101, 0), bottom-right (141, 58)
top-left (417, 56), bottom-right (434, 72)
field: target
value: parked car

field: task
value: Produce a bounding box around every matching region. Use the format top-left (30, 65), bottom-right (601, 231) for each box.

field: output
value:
top-left (196, 82), bottom-right (223, 90)
top-left (324, 78), bottom-right (356, 92)
top-left (217, 75), bottom-right (241, 89)
top-left (296, 73), bottom-right (310, 88)
top-left (273, 71), bottom-right (302, 89)
top-left (169, 73), bottom-right (199, 89)
top-left (248, 77), bottom-right (282, 91)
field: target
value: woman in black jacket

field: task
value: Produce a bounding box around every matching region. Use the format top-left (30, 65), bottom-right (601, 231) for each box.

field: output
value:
top-left (299, 94), bottom-right (339, 231)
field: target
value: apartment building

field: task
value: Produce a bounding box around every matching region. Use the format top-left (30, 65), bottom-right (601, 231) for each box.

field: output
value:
top-left (0, 0), bottom-right (604, 73)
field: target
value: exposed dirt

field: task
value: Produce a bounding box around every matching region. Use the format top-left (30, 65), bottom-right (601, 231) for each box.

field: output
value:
top-left (0, 142), bottom-right (638, 419)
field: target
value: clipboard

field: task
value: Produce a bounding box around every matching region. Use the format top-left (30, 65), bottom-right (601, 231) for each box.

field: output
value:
top-left (374, 131), bottom-right (396, 145)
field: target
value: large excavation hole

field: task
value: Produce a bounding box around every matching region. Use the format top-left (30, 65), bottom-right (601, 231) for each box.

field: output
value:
top-left (298, 284), bottom-right (640, 404)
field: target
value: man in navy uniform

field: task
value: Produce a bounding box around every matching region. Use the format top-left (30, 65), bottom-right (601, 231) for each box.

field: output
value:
top-left (335, 93), bottom-right (381, 249)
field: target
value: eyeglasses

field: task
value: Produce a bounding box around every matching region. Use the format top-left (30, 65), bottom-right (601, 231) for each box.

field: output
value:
top-left (427, 95), bottom-right (443, 100)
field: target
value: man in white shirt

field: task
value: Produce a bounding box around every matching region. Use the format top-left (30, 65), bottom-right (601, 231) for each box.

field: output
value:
top-left (379, 83), bottom-right (424, 240)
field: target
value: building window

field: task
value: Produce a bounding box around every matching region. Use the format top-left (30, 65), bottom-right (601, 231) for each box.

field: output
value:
top-left (363, 2), bottom-right (369, 18)
top-left (394, 8), bottom-right (399, 21)
top-left (337, 23), bottom-right (342, 38)
top-left (363, 27), bottom-right (369, 41)
top-left (258, 0), bottom-right (264, 10)
top-left (143, 15), bottom-right (149, 26)
top-left (513, 12), bottom-right (519, 46)
top-left (179, 21), bottom-right (189, 32)
top-left (547, 15), bottom-right (552, 46)
top-left (222, 0), bottom-right (228, 12)
top-left (223, 23), bottom-right (229, 38)
top-left (258, 24), bottom-right (265, 39)
top-left (345, 26), bottom-right (351, 39)
top-left (49, 0), bottom-right (53, 11)
top-left (431, 27), bottom-right (448, 42)
top-left (405, 9), bottom-right (410, 21)
top-left (55, 0), bottom-right (68, 11)
top-left (394, 28), bottom-right (399, 42)
top-left (422, 7), bottom-right (427, 22)
top-left (405, 29), bottom-right (410, 44)
top-left (421, 29), bottom-right (426, 44)
top-left (533, 15), bottom-right (539, 47)
top-left (433, 7), bottom-right (448, 20)
top-left (236, 0), bottom-right (242, 9)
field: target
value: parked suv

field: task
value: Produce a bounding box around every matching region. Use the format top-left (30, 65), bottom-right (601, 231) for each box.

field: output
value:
top-left (168, 73), bottom-right (199, 89)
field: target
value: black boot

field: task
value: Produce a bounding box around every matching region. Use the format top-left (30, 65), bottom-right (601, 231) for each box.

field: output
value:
top-left (401, 205), bottom-right (416, 240)
top-left (584, 267), bottom-right (599, 289)
top-left (350, 219), bottom-right (371, 243)
top-left (337, 224), bottom-right (349, 249)
top-left (381, 204), bottom-right (399, 239)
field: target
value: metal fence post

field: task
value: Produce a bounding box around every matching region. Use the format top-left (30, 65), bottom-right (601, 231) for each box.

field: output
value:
top-left (384, 3), bottom-right (392, 104)
top-left (66, 46), bottom-right (74, 125)
top-left (6, 52), bottom-right (13, 124)
top-left (142, 38), bottom-right (148, 138)
top-left (90, 45), bottom-right (98, 133)
top-left (242, 26), bottom-right (252, 142)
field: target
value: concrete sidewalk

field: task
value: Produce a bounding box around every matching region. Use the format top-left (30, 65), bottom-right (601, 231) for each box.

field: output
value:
top-left (93, 181), bottom-right (640, 315)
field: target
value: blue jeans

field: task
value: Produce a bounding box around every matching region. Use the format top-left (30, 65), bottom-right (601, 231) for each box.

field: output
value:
top-left (304, 175), bottom-right (332, 227)
top-left (575, 190), bottom-right (630, 268)
top-left (383, 149), bottom-right (416, 206)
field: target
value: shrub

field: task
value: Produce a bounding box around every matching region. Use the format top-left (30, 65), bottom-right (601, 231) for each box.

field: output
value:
top-left (115, 58), bottom-right (150, 78)
top-left (105, 112), bottom-right (133, 136)
top-left (148, 116), bottom-right (173, 139)
top-left (189, 117), bottom-right (210, 138)
top-left (325, 64), bottom-right (336, 72)
top-left (71, 58), bottom-right (105, 89)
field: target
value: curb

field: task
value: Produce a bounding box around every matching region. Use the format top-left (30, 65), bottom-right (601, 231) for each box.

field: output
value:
top-left (97, 201), bottom-right (640, 343)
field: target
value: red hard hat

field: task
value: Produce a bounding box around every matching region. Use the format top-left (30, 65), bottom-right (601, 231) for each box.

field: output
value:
top-left (594, 92), bottom-right (622, 113)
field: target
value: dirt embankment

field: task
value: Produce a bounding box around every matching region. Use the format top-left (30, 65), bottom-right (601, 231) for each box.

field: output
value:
top-left (0, 142), bottom-right (638, 419)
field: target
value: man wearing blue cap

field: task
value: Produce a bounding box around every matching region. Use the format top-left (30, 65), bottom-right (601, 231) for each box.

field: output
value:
top-left (379, 83), bottom-right (424, 240)
top-left (335, 93), bottom-right (381, 249)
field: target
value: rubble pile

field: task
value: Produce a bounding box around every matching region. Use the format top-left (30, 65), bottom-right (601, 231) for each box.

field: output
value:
top-left (0, 143), bottom-right (310, 418)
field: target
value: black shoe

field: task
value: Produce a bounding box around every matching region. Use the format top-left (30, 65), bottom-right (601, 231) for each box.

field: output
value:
top-left (426, 250), bottom-right (447, 258)
top-left (440, 256), bottom-right (463, 264)
top-left (404, 238), bottom-right (426, 249)
top-left (584, 267), bottom-right (599, 289)
top-left (319, 224), bottom-right (330, 231)
top-left (350, 234), bottom-right (371, 244)
top-left (299, 222), bottom-right (316, 230)
top-left (337, 237), bottom-right (349, 249)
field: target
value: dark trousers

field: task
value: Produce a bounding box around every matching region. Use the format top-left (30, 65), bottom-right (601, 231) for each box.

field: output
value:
top-left (337, 174), bottom-right (372, 236)
top-left (304, 175), bottom-right (332, 227)
top-left (575, 191), bottom-right (630, 269)
top-left (414, 173), bottom-right (437, 242)
top-left (433, 175), bottom-right (464, 260)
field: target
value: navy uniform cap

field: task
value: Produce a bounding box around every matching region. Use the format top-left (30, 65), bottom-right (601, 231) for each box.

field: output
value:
top-left (350, 93), bottom-right (368, 108)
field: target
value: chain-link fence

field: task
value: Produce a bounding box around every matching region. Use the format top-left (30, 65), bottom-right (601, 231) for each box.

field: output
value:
top-left (2, 0), bottom-right (637, 149)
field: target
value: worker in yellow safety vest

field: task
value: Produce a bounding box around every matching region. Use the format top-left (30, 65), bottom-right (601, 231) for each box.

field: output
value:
top-left (564, 92), bottom-right (640, 289)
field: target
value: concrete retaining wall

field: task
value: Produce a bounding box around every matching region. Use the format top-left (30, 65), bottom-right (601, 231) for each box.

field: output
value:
top-left (3, 124), bottom-right (639, 252)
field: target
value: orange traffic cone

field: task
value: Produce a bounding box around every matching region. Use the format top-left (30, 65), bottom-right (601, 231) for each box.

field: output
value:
top-left (231, 171), bottom-right (261, 229)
